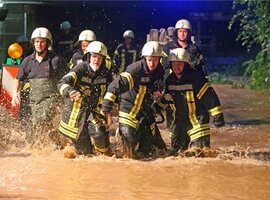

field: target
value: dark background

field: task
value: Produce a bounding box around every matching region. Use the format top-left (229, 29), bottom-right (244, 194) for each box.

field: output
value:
top-left (34, 0), bottom-right (247, 73)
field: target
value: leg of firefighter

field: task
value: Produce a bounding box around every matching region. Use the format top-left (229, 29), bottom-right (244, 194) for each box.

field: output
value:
top-left (169, 123), bottom-right (181, 156)
top-left (74, 124), bottom-right (93, 155)
top-left (165, 107), bottom-right (173, 129)
top-left (89, 124), bottom-right (111, 155)
top-left (153, 124), bottom-right (167, 151)
top-left (88, 114), bottom-right (111, 155)
top-left (136, 118), bottom-right (154, 158)
top-left (189, 134), bottom-right (210, 149)
top-left (118, 123), bottom-right (137, 158)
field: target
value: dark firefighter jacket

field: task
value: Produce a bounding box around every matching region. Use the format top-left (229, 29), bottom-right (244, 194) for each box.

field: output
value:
top-left (54, 34), bottom-right (75, 61)
top-left (69, 50), bottom-right (84, 69)
top-left (102, 58), bottom-right (164, 128)
top-left (162, 39), bottom-right (207, 76)
top-left (159, 68), bottom-right (223, 142)
top-left (69, 50), bottom-right (112, 73)
top-left (112, 43), bottom-right (141, 75)
top-left (58, 61), bottom-right (110, 140)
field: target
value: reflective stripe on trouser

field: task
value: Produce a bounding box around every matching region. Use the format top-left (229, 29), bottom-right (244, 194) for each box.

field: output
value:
top-left (187, 123), bottom-right (210, 142)
top-left (88, 112), bottom-right (110, 153)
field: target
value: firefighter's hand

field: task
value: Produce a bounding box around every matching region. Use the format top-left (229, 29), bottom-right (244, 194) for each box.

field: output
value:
top-left (69, 90), bottom-right (81, 101)
top-left (213, 113), bottom-right (225, 127)
top-left (101, 110), bottom-right (112, 126)
top-left (11, 93), bottom-right (20, 107)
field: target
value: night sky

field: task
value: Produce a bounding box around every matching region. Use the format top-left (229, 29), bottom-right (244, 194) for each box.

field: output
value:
top-left (35, 1), bottom-right (243, 53)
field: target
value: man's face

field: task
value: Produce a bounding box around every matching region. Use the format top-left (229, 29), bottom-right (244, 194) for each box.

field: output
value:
top-left (172, 61), bottom-right (185, 75)
top-left (81, 41), bottom-right (90, 53)
top-left (90, 53), bottom-right (103, 69)
top-left (124, 37), bottom-right (133, 45)
top-left (145, 56), bottom-right (160, 71)
top-left (177, 28), bottom-right (189, 42)
top-left (63, 28), bottom-right (70, 35)
top-left (34, 37), bottom-right (47, 53)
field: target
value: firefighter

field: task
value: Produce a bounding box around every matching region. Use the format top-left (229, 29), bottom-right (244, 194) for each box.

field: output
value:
top-left (159, 48), bottom-right (225, 155)
top-left (69, 30), bottom-right (96, 69)
top-left (112, 30), bottom-right (141, 76)
top-left (54, 21), bottom-right (75, 62)
top-left (69, 30), bottom-right (112, 74)
top-left (11, 27), bottom-right (68, 142)
top-left (162, 19), bottom-right (207, 76)
top-left (101, 41), bottom-right (166, 159)
top-left (58, 41), bottom-right (111, 155)
top-left (162, 19), bottom-right (208, 134)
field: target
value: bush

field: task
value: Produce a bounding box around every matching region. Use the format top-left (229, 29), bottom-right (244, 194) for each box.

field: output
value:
top-left (229, 0), bottom-right (270, 90)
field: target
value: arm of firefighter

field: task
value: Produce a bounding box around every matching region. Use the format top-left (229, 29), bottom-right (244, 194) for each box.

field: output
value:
top-left (194, 73), bottom-right (225, 127)
top-left (196, 51), bottom-right (208, 77)
top-left (58, 71), bottom-right (79, 98)
top-left (11, 78), bottom-right (21, 107)
top-left (102, 71), bottom-right (135, 112)
top-left (68, 57), bottom-right (75, 69)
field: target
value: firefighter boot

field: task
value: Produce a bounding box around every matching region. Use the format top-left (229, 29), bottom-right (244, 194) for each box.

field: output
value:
top-left (189, 135), bottom-right (210, 149)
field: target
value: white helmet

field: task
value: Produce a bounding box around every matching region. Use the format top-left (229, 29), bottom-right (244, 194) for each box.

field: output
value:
top-left (175, 19), bottom-right (192, 31)
top-left (78, 30), bottom-right (96, 42)
top-left (31, 27), bottom-right (52, 44)
top-left (60, 21), bottom-right (71, 30)
top-left (123, 30), bottom-right (134, 39)
top-left (169, 48), bottom-right (190, 63)
top-left (142, 41), bottom-right (163, 57)
top-left (85, 41), bottom-right (107, 57)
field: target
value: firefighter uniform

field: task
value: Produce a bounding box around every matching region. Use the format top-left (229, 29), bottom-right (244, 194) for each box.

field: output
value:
top-left (162, 40), bottom-right (207, 76)
top-left (69, 50), bottom-right (84, 68)
top-left (69, 30), bottom-right (97, 69)
top-left (162, 19), bottom-right (208, 134)
top-left (58, 42), bottom-right (111, 155)
top-left (69, 49), bottom-right (112, 75)
top-left (112, 43), bottom-right (141, 75)
top-left (55, 34), bottom-right (74, 61)
top-left (102, 57), bottom-right (165, 157)
top-left (159, 49), bottom-right (224, 153)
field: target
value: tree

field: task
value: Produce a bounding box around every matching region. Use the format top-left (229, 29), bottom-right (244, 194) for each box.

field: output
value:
top-left (229, 0), bottom-right (270, 90)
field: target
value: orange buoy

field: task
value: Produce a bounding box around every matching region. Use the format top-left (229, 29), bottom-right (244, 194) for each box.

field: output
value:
top-left (8, 43), bottom-right (23, 59)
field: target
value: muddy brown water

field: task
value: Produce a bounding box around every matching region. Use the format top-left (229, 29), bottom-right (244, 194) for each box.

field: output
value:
top-left (1, 84), bottom-right (270, 199)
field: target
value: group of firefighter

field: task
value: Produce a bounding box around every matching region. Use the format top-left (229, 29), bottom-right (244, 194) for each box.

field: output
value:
top-left (10, 19), bottom-right (225, 159)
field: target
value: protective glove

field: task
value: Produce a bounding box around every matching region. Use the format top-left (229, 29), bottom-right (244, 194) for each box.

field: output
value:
top-left (213, 113), bottom-right (225, 127)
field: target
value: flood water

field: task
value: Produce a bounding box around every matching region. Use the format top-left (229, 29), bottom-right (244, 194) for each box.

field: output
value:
top-left (1, 85), bottom-right (270, 199)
